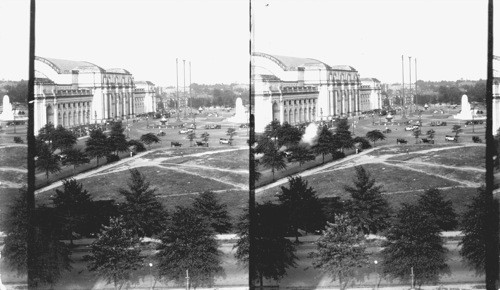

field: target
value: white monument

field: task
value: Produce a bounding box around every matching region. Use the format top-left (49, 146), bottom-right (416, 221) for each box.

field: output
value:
top-left (0, 95), bottom-right (15, 121)
top-left (226, 97), bottom-right (249, 123)
top-left (453, 94), bottom-right (475, 120)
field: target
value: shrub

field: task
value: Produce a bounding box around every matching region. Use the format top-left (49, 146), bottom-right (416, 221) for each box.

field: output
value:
top-left (13, 137), bottom-right (23, 144)
top-left (106, 154), bottom-right (120, 163)
top-left (331, 151), bottom-right (346, 160)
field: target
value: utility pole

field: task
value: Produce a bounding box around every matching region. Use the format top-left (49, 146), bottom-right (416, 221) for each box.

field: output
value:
top-left (402, 55), bottom-right (406, 119)
top-left (185, 269), bottom-right (190, 290)
top-left (409, 56), bottom-right (413, 116)
top-left (176, 58), bottom-right (180, 122)
top-left (183, 59), bottom-right (186, 119)
top-left (410, 267), bottom-right (415, 289)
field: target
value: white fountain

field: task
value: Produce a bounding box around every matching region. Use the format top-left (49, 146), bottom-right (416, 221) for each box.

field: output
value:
top-left (226, 97), bottom-right (249, 123)
top-left (0, 95), bottom-right (15, 121)
top-left (301, 122), bottom-right (318, 145)
top-left (454, 94), bottom-right (474, 120)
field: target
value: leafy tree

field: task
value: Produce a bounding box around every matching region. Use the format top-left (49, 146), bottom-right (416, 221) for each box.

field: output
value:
top-left (344, 166), bottom-right (391, 234)
top-left (278, 176), bottom-right (325, 241)
top-left (312, 126), bottom-right (334, 163)
top-left (254, 135), bottom-right (275, 154)
top-left (288, 144), bottom-right (315, 167)
top-left (381, 203), bottom-right (450, 287)
top-left (251, 153), bottom-right (262, 183)
top-left (277, 122), bottom-right (302, 147)
top-left (35, 142), bottom-right (61, 181)
top-left (353, 136), bottom-right (372, 150)
top-left (127, 139), bottom-right (146, 153)
top-left (2, 189), bottom-right (72, 288)
top-left (61, 148), bottom-right (90, 173)
top-left (226, 128), bottom-right (236, 145)
top-left (365, 130), bottom-right (386, 147)
top-left (334, 119), bottom-right (355, 152)
top-left (192, 191), bottom-right (232, 234)
top-left (260, 143), bottom-right (287, 181)
top-left (263, 120), bottom-right (282, 140)
top-left (427, 129), bottom-right (436, 140)
top-left (52, 125), bottom-right (78, 152)
top-left (118, 169), bottom-right (167, 237)
top-left (201, 132), bottom-right (210, 144)
top-left (86, 217), bottom-right (143, 290)
top-left (85, 128), bottom-right (111, 166)
top-left (52, 178), bottom-right (94, 245)
top-left (156, 206), bottom-right (224, 288)
top-left (140, 133), bottom-right (160, 149)
top-left (413, 128), bottom-right (422, 143)
top-left (37, 123), bottom-right (56, 147)
top-left (417, 188), bottom-right (457, 231)
top-left (108, 122), bottom-right (129, 154)
top-left (234, 203), bottom-right (297, 287)
top-left (310, 214), bottom-right (369, 290)
top-left (459, 187), bottom-right (499, 275)
top-left (452, 125), bottom-right (463, 140)
top-left (187, 131), bottom-right (197, 146)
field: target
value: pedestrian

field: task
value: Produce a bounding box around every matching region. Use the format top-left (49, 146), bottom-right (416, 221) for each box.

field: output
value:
top-left (406, 148), bottom-right (409, 155)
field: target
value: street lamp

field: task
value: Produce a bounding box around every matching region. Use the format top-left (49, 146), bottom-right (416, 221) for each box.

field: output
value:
top-left (374, 260), bottom-right (379, 290)
top-left (472, 102), bottom-right (476, 133)
top-left (149, 263), bottom-right (154, 290)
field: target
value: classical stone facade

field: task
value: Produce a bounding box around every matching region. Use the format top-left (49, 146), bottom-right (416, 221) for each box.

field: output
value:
top-left (359, 78), bottom-right (382, 112)
top-left (252, 52), bottom-right (361, 133)
top-left (34, 56), bottom-right (156, 133)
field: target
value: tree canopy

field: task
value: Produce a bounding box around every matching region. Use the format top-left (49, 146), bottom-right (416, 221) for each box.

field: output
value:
top-left (192, 191), bottom-right (232, 234)
top-left (85, 128), bottom-right (111, 166)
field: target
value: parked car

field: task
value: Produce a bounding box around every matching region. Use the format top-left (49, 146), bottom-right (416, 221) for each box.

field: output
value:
top-left (445, 135), bottom-right (458, 142)
top-left (219, 138), bottom-right (231, 145)
top-left (405, 126), bottom-right (414, 131)
top-left (178, 128), bottom-right (194, 134)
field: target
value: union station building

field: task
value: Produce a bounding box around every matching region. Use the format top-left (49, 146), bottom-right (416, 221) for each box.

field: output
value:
top-left (252, 52), bottom-right (381, 133)
top-left (34, 56), bottom-right (157, 133)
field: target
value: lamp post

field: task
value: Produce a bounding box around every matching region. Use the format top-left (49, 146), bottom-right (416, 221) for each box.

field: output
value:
top-left (186, 269), bottom-right (190, 290)
top-left (374, 260), bottom-right (379, 290)
top-left (472, 102), bottom-right (476, 133)
top-left (410, 267), bottom-right (415, 290)
top-left (149, 263), bottom-right (154, 290)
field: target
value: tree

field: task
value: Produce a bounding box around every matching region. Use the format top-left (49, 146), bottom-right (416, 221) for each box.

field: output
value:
top-left (334, 119), bottom-right (355, 152)
top-left (365, 130), bottom-right (386, 147)
top-left (156, 206), bottom-right (224, 288)
top-left (187, 131), bottom-right (197, 146)
top-left (192, 191), bottom-right (232, 234)
top-left (61, 148), bottom-right (90, 173)
top-left (226, 128), bottom-right (236, 145)
top-left (108, 122), bottom-right (129, 154)
top-left (412, 128), bottom-right (422, 143)
top-left (381, 203), bottom-right (450, 287)
top-left (288, 144), bottom-right (315, 167)
top-left (459, 187), bottom-right (499, 275)
top-left (234, 203), bottom-right (297, 287)
top-left (201, 132), bottom-right (210, 144)
top-left (251, 153), bottom-right (263, 183)
top-left (427, 129), bottom-right (436, 140)
top-left (140, 133), bottom-right (160, 149)
top-left (2, 189), bottom-right (72, 288)
top-left (278, 176), bottom-right (325, 242)
top-left (344, 166), bottom-right (391, 234)
top-left (353, 136), bottom-right (372, 150)
top-left (417, 188), bottom-right (457, 231)
top-left (254, 135), bottom-right (275, 154)
top-left (260, 143), bottom-right (287, 181)
top-left (35, 142), bottom-right (61, 181)
top-left (52, 125), bottom-right (78, 152)
top-left (452, 124), bottom-right (463, 140)
top-left (277, 122), bottom-right (302, 147)
top-left (85, 128), bottom-right (111, 166)
top-left (118, 169), bottom-right (167, 237)
top-left (310, 215), bottom-right (369, 290)
top-left (263, 120), bottom-right (282, 140)
top-left (52, 178), bottom-right (94, 245)
top-left (36, 123), bottom-right (56, 147)
top-left (127, 139), bottom-right (146, 153)
top-left (86, 217), bottom-right (143, 290)
top-left (312, 126), bottom-right (334, 163)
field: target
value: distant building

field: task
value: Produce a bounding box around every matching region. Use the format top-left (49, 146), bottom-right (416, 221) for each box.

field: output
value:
top-left (359, 78), bottom-right (382, 111)
top-left (34, 56), bottom-right (156, 133)
top-left (252, 52), bottom-right (361, 133)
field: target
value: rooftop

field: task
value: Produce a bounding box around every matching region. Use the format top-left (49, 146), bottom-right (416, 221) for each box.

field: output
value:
top-left (36, 56), bottom-right (105, 74)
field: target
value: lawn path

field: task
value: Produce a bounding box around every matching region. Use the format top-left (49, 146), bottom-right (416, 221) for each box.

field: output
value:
top-left (35, 146), bottom-right (247, 194)
top-left (0, 144), bottom-right (27, 148)
top-left (256, 143), bottom-right (483, 196)
top-left (0, 167), bottom-right (27, 173)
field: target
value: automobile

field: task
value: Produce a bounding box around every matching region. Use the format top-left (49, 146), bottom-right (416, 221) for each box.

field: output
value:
top-left (188, 124), bottom-right (196, 129)
top-left (382, 128), bottom-right (392, 133)
top-left (195, 141), bottom-right (209, 147)
top-left (178, 128), bottom-right (194, 134)
top-left (219, 138), bottom-right (231, 145)
top-left (445, 135), bottom-right (457, 142)
top-left (240, 123), bottom-right (249, 128)
top-left (210, 124), bottom-right (222, 129)
top-left (405, 126), bottom-right (414, 131)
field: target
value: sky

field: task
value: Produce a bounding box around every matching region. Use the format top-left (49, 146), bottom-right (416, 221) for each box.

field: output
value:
top-left (0, 0), bottom-right (497, 85)
top-left (1, 0), bottom-right (249, 86)
top-left (253, 0), bottom-right (490, 84)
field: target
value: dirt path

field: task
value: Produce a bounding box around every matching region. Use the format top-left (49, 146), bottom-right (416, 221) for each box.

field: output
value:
top-left (0, 167), bottom-right (27, 173)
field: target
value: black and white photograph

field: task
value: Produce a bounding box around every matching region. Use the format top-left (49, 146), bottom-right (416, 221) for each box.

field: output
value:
top-left (0, 0), bottom-right (499, 289)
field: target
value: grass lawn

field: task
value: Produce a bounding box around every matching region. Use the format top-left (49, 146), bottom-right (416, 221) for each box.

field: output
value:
top-left (257, 163), bottom-right (461, 204)
top-left (368, 143), bottom-right (458, 156)
top-left (191, 149), bottom-right (249, 171)
top-left (0, 146), bottom-right (27, 168)
top-left (386, 162), bottom-right (485, 185)
top-left (0, 171), bottom-right (27, 185)
top-left (160, 163), bottom-right (248, 187)
top-left (387, 145), bottom-right (485, 168)
top-left (142, 146), bottom-right (221, 160)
